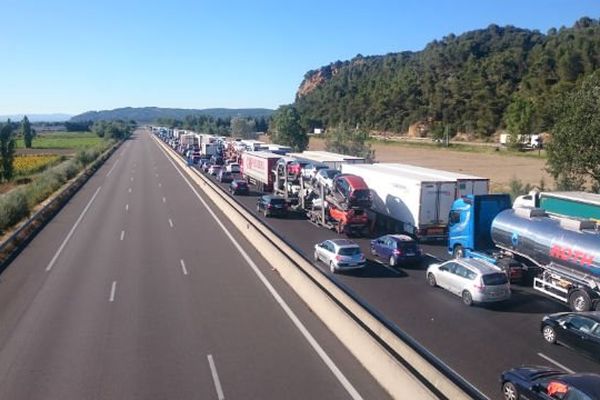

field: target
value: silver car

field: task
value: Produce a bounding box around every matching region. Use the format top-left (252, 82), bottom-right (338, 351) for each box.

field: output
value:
top-left (426, 258), bottom-right (511, 306)
top-left (314, 239), bottom-right (366, 273)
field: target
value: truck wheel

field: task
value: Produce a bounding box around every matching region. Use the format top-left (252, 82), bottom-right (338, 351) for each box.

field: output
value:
top-left (462, 290), bottom-right (473, 306)
top-left (542, 325), bottom-right (557, 344)
top-left (569, 290), bottom-right (592, 312)
top-left (389, 256), bottom-right (396, 267)
top-left (453, 245), bottom-right (464, 258)
top-left (427, 273), bottom-right (437, 287)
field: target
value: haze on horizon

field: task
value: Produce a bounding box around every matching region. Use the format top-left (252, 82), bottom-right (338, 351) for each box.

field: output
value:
top-left (1, 0), bottom-right (598, 115)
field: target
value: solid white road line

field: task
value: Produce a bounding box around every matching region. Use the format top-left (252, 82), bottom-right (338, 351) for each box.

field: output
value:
top-left (155, 140), bottom-right (363, 400)
top-left (537, 353), bottom-right (575, 373)
top-left (106, 159), bottom-right (120, 177)
top-left (207, 354), bottom-right (225, 400)
top-left (120, 230), bottom-right (125, 241)
top-left (180, 259), bottom-right (188, 275)
top-left (168, 218), bottom-right (174, 228)
top-left (109, 281), bottom-right (117, 302)
top-left (45, 186), bottom-right (102, 272)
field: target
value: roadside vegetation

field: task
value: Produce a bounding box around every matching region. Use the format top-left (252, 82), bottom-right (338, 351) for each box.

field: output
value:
top-left (0, 118), bottom-right (134, 234)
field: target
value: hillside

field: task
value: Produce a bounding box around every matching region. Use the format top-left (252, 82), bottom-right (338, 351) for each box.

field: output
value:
top-left (70, 107), bottom-right (274, 122)
top-left (295, 17), bottom-right (600, 137)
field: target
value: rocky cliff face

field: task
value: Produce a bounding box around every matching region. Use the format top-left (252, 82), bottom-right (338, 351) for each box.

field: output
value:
top-left (296, 63), bottom-right (346, 98)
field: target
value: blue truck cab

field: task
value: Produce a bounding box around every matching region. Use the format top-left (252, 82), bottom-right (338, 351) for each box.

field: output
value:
top-left (448, 194), bottom-right (512, 261)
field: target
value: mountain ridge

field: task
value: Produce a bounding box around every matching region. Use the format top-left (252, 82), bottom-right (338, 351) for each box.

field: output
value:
top-left (70, 107), bottom-right (274, 122)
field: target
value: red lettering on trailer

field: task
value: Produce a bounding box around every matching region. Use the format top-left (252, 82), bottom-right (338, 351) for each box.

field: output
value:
top-left (550, 244), bottom-right (594, 267)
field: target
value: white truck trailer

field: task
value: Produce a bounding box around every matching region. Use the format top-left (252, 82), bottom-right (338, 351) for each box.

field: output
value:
top-left (373, 163), bottom-right (489, 198)
top-left (341, 163), bottom-right (456, 240)
top-left (288, 151), bottom-right (366, 170)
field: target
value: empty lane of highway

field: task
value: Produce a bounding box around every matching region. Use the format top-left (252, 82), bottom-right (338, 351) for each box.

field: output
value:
top-left (0, 131), bottom-right (389, 400)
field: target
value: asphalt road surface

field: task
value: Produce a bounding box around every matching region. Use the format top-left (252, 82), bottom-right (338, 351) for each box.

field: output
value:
top-left (188, 141), bottom-right (600, 399)
top-left (0, 130), bottom-right (390, 400)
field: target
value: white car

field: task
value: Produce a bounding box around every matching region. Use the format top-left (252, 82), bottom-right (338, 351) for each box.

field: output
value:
top-left (314, 169), bottom-right (340, 189)
top-left (314, 239), bottom-right (366, 273)
top-left (301, 163), bottom-right (328, 180)
top-left (426, 258), bottom-right (511, 306)
top-left (226, 163), bottom-right (240, 173)
top-left (208, 165), bottom-right (222, 176)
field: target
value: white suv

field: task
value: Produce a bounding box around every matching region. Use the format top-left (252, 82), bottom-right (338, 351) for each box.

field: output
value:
top-left (314, 239), bottom-right (366, 273)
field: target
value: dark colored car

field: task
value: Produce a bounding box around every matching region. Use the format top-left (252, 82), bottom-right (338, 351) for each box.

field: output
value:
top-left (370, 234), bottom-right (423, 267)
top-left (256, 195), bottom-right (287, 217)
top-left (500, 366), bottom-right (600, 400)
top-left (217, 170), bottom-right (233, 183)
top-left (541, 312), bottom-right (600, 362)
top-left (229, 180), bottom-right (249, 195)
top-left (211, 155), bottom-right (224, 166)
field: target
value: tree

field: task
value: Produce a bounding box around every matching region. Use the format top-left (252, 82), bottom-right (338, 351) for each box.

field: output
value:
top-left (504, 96), bottom-right (534, 150)
top-left (21, 116), bottom-right (33, 148)
top-left (0, 120), bottom-right (16, 181)
top-left (325, 124), bottom-right (375, 161)
top-left (546, 71), bottom-right (600, 190)
top-left (269, 105), bottom-right (308, 151)
top-left (230, 116), bottom-right (256, 139)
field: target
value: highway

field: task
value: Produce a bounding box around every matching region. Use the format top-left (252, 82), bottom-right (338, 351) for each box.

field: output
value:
top-left (0, 131), bottom-right (390, 400)
top-left (188, 142), bottom-right (600, 399)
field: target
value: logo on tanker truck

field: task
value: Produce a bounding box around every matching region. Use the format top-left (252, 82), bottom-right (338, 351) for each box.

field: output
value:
top-left (549, 244), bottom-right (595, 267)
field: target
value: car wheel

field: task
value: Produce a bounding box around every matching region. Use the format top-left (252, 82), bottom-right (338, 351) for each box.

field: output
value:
top-left (313, 251), bottom-right (319, 262)
top-left (370, 246), bottom-right (376, 256)
top-left (256, 205), bottom-right (260, 213)
top-left (427, 273), bottom-right (437, 287)
top-left (462, 290), bottom-right (473, 306)
top-left (569, 289), bottom-right (592, 312)
top-left (329, 262), bottom-right (336, 274)
top-left (453, 245), bottom-right (464, 258)
top-left (389, 256), bottom-right (396, 267)
top-left (502, 382), bottom-right (519, 400)
top-left (542, 325), bottom-right (557, 344)
top-left (264, 209), bottom-right (269, 217)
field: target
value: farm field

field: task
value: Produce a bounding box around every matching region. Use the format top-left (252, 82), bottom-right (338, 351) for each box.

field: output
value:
top-left (307, 137), bottom-right (552, 192)
top-left (15, 131), bottom-right (103, 151)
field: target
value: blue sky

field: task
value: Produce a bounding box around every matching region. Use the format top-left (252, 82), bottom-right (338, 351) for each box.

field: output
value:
top-left (1, 0), bottom-right (599, 115)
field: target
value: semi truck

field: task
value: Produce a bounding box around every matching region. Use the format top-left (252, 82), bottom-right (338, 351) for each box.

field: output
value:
top-left (201, 142), bottom-right (219, 157)
top-left (240, 151), bottom-right (281, 192)
top-left (513, 191), bottom-right (600, 221)
top-left (448, 194), bottom-right (600, 311)
top-left (341, 163), bottom-right (456, 240)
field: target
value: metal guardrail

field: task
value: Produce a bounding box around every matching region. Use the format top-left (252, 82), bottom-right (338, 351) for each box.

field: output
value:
top-left (163, 138), bottom-right (487, 400)
top-left (0, 140), bottom-right (122, 271)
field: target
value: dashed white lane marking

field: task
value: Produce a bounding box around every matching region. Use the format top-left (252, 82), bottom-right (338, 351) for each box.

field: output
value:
top-left (207, 354), bottom-right (225, 400)
top-left (120, 230), bottom-right (125, 241)
top-left (538, 353), bottom-right (575, 373)
top-left (180, 259), bottom-right (188, 275)
top-left (130, 177), bottom-right (134, 182)
top-left (128, 187), bottom-right (132, 193)
top-left (109, 281), bottom-right (117, 302)
top-left (373, 259), bottom-right (401, 275)
top-left (106, 159), bottom-right (120, 177)
top-left (154, 139), bottom-right (363, 400)
top-left (168, 218), bottom-right (174, 228)
top-left (46, 186), bottom-right (102, 272)
top-left (125, 204), bottom-right (129, 211)
top-left (158, 183), bottom-right (162, 188)
top-left (162, 197), bottom-right (166, 203)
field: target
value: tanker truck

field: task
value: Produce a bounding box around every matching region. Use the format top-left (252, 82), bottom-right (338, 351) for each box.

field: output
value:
top-left (448, 194), bottom-right (600, 312)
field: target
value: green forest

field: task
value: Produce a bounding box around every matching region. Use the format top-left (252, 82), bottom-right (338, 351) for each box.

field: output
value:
top-left (294, 17), bottom-right (600, 138)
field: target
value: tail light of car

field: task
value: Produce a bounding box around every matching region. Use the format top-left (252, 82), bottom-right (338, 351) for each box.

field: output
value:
top-left (267, 204), bottom-right (272, 209)
top-left (393, 249), bottom-right (402, 256)
top-left (473, 277), bottom-right (485, 292)
top-left (335, 255), bottom-right (343, 261)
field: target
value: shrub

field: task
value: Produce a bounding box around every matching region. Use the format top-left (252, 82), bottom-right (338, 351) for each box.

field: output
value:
top-left (0, 189), bottom-right (29, 232)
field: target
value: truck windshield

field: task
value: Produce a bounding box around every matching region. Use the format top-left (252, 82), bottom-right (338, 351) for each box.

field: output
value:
top-left (482, 273), bottom-right (508, 286)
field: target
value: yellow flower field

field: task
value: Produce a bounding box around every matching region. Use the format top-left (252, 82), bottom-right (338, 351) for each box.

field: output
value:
top-left (14, 154), bottom-right (62, 176)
